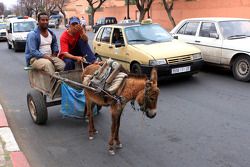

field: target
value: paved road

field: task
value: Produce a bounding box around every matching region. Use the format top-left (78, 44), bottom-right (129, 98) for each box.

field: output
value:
top-left (0, 29), bottom-right (250, 167)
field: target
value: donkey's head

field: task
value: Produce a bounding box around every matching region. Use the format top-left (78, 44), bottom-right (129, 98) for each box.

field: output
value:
top-left (136, 68), bottom-right (159, 118)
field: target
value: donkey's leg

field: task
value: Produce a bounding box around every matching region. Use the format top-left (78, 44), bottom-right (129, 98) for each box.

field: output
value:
top-left (108, 105), bottom-right (118, 155)
top-left (86, 97), bottom-right (96, 140)
top-left (114, 106), bottom-right (124, 149)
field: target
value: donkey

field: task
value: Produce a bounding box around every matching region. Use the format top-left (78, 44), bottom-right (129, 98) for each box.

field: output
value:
top-left (82, 63), bottom-right (160, 155)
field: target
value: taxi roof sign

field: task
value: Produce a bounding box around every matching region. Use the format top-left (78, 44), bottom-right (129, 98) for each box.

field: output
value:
top-left (141, 19), bottom-right (152, 25)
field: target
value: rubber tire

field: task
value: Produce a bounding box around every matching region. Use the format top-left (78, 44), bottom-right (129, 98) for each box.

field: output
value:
top-left (131, 63), bottom-right (142, 75)
top-left (232, 55), bottom-right (250, 82)
top-left (7, 41), bottom-right (12, 49)
top-left (13, 42), bottom-right (18, 52)
top-left (27, 89), bottom-right (48, 125)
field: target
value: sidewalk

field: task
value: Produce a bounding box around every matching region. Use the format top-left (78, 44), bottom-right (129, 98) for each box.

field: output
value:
top-left (0, 104), bottom-right (30, 167)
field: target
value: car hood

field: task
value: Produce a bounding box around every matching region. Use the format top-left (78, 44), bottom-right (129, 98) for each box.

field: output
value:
top-left (0, 29), bottom-right (6, 33)
top-left (131, 40), bottom-right (200, 59)
top-left (223, 38), bottom-right (250, 52)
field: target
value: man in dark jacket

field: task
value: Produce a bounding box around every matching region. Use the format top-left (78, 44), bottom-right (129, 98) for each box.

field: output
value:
top-left (25, 12), bottom-right (65, 75)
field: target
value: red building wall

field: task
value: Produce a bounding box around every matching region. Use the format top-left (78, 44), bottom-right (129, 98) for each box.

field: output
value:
top-left (65, 0), bottom-right (250, 30)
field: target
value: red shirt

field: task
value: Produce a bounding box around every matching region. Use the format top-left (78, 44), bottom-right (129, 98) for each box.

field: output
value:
top-left (59, 30), bottom-right (80, 59)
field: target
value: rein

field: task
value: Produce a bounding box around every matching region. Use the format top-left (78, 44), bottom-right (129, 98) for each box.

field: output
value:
top-left (130, 80), bottom-right (150, 113)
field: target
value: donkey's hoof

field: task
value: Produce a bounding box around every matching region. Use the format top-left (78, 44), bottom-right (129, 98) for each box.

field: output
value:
top-left (89, 136), bottom-right (94, 140)
top-left (108, 149), bottom-right (115, 155)
top-left (116, 143), bottom-right (123, 149)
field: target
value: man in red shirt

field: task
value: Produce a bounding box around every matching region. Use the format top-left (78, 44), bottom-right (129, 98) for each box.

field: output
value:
top-left (59, 16), bottom-right (96, 70)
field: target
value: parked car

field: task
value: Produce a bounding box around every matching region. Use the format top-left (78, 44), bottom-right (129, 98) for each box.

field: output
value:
top-left (171, 17), bottom-right (250, 81)
top-left (93, 20), bottom-right (203, 80)
top-left (48, 18), bottom-right (58, 28)
top-left (0, 22), bottom-right (7, 41)
top-left (6, 16), bottom-right (37, 51)
top-left (92, 17), bottom-right (117, 33)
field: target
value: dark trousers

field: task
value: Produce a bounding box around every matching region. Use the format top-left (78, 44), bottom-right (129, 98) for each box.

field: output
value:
top-left (64, 39), bottom-right (96, 71)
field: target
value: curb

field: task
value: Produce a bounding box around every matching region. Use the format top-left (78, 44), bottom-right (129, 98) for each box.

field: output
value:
top-left (0, 104), bottom-right (30, 167)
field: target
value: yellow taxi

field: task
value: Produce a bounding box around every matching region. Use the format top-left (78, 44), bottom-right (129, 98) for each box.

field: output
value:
top-left (93, 19), bottom-right (203, 79)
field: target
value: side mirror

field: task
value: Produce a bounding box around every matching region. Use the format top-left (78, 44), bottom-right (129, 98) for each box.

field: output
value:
top-left (210, 33), bottom-right (219, 39)
top-left (173, 35), bottom-right (178, 39)
top-left (7, 29), bottom-right (12, 33)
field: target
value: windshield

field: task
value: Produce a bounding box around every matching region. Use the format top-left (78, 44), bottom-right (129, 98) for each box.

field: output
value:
top-left (219, 20), bottom-right (250, 39)
top-left (125, 24), bottom-right (172, 44)
top-left (0, 24), bottom-right (6, 29)
top-left (13, 21), bottom-right (36, 32)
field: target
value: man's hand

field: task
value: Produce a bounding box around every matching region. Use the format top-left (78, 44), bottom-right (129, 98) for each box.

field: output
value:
top-left (75, 24), bottom-right (88, 42)
top-left (43, 54), bottom-right (54, 64)
top-left (75, 56), bottom-right (86, 63)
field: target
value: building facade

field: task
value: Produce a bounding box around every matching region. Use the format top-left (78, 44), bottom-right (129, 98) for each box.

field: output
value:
top-left (64, 0), bottom-right (250, 30)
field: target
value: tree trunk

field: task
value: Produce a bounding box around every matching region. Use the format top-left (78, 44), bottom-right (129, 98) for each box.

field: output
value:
top-left (90, 9), bottom-right (95, 27)
top-left (139, 10), bottom-right (146, 22)
top-left (166, 10), bottom-right (176, 27)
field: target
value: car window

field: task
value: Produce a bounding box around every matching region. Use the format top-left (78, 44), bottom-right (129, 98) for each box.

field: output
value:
top-left (178, 22), bottom-right (199, 36)
top-left (112, 28), bottom-right (124, 44)
top-left (177, 23), bottom-right (187, 34)
top-left (199, 22), bottom-right (217, 38)
top-left (0, 24), bottom-right (6, 29)
top-left (100, 27), bottom-right (112, 43)
top-left (219, 20), bottom-right (250, 39)
top-left (125, 24), bottom-right (172, 44)
top-left (13, 21), bottom-right (36, 32)
top-left (96, 27), bottom-right (104, 42)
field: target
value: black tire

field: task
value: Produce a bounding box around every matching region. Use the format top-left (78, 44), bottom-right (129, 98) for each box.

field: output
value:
top-left (232, 55), bottom-right (250, 81)
top-left (13, 42), bottom-right (18, 52)
top-left (7, 41), bottom-right (12, 49)
top-left (27, 89), bottom-right (48, 125)
top-left (131, 62), bottom-right (142, 75)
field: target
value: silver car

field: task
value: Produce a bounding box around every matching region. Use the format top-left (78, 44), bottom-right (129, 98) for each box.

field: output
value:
top-left (171, 17), bottom-right (250, 82)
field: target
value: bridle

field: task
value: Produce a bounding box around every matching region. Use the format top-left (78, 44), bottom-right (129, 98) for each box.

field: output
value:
top-left (131, 80), bottom-right (152, 113)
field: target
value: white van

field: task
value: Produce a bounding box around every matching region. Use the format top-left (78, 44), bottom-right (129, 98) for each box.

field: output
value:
top-left (6, 16), bottom-right (37, 51)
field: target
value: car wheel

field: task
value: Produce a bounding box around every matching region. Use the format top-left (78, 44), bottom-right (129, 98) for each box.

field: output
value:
top-left (131, 63), bottom-right (142, 75)
top-left (13, 42), bottom-right (18, 52)
top-left (27, 89), bottom-right (48, 125)
top-left (7, 41), bottom-right (12, 49)
top-left (232, 55), bottom-right (250, 81)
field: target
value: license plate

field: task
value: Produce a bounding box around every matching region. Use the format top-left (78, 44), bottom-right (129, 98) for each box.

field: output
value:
top-left (171, 66), bottom-right (191, 74)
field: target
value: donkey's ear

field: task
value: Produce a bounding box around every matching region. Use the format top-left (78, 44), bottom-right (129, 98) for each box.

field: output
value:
top-left (150, 68), bottom-right (158, 86)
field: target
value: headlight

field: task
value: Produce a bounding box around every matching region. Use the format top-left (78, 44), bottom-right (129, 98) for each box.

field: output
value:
top-left (149, 59), bottom-right (167, 66)
top-left (192, 53), bottom-right (202, 60)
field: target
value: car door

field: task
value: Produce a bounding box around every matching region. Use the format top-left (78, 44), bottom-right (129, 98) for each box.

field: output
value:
top-left (173, 21), bottom-right (200, 44)
top-left (109, 28), bottom-right (129, 69)
top-left (96, 27), bottom-right (112, 60)
top-left (195, 22), bottom-right (223, 64)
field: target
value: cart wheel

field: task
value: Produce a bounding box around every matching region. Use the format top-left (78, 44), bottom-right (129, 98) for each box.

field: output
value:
top-left (27, 89), bottom-right (48, 125)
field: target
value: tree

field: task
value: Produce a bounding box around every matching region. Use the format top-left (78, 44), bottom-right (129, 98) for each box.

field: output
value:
top-left (0, 3), bottom-right (4, 15)
top-left (162, 0), bottom-right (176, 27)
top-left (55, 0), bottom-right (68, 25)
top-left (86, 0), bottom-right (106, 27)
top-left (19, 0), bottom-right (36, 16)
top-left (135, 0), bottom-right (154, 22)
